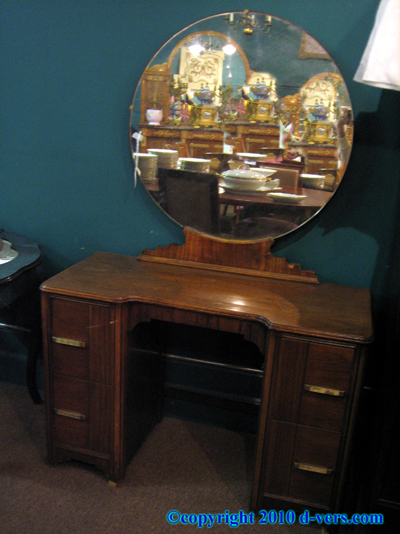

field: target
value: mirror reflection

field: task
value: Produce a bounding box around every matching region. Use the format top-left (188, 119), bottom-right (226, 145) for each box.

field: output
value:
top-left (130, 11), bottom-right (353, 241)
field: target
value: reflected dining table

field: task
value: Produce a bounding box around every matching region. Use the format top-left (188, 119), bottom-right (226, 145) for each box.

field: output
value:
top-left (219, 185), bottom-right (332, 226)
top-left (144, 176), bottom-right (333, 226)
top-left (219, 186), bottom-right (333, 212)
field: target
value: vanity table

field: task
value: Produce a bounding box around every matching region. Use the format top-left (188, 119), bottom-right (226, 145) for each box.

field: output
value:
top-left (41, 230), bottom-right (372, 514)
top-left (41, 9), bottom-right (368, 518)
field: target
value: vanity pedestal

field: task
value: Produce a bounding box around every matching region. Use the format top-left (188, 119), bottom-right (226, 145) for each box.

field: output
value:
top-left (41, 231), bottom-right (372, 514)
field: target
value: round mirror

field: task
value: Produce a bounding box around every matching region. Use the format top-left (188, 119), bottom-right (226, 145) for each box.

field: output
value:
top-left (130, 11), bottom-right (353, 241)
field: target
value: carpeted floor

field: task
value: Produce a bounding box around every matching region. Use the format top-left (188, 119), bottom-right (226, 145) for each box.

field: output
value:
top-left (0, 381), bottom-right (319, 533)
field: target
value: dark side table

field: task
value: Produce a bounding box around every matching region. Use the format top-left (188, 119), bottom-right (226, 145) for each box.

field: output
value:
top-left (0, 230), bottom-right (43, 403)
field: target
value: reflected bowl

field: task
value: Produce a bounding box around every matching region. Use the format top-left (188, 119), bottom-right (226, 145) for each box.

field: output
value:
top-left (179, 158), bottom-right (211, 173)
top-left (222, 169), bottom-right (274, 191)
top-left (300, 174), bottom-right (325, 189)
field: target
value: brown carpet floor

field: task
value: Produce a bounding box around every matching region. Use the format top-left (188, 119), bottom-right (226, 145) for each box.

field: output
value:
top-left (0, 381), bottom-right (318, 533)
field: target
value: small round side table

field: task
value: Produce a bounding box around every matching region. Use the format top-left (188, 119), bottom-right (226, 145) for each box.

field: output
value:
top-left (0, 230), bottom-right (43, 403)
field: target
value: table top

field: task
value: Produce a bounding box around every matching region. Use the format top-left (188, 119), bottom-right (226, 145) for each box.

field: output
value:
top-left (41, 252), bottom-right (373, 344)
top-left (144, 179), bottom-right (331, 208)
top-left (219, 185), bottom-right (332, 209)
top-left (0, 231), bottom-right (41, 284)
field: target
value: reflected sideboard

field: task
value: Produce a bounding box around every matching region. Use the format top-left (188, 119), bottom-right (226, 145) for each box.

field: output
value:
top-left (40, 249), bottom-right (372, 514)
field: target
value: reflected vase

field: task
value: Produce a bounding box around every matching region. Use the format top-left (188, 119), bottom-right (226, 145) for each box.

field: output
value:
top-left (146, 109), bottom-right (163, 125)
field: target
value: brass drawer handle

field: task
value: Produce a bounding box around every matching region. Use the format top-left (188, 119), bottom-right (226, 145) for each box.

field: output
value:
top-left (304, 384), bottom-right (345, 397)
top-left (52, 336), bottom-right (86, 348)
top-left (294, 462), bottom-right (333, 475)
top-left (54, 408), bottom-right (86, 421)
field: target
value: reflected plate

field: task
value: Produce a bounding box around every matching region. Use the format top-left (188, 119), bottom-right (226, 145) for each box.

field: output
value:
top-left (148, 149), bottom-right (179, 154)
top-left (0, 240), bottom-right (19, 264)
top-left (300, 173), bottom-right (325, 189)
top-left (179, 157), bottom-right (211, 163)
top-left (236, 152), bottom-right (266, 160)
top-left (267, 193), bottom-right (307, 203)
top-left (221, 168), bottom-right (267, 180)
top-left (220, 181), bottom-right (281, 195)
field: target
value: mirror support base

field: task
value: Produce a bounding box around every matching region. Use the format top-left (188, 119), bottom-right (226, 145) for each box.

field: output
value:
top-left (140, 228), bottom-right (319, 284)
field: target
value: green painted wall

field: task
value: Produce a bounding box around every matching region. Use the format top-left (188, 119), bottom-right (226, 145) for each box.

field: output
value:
top-left (1, 1), bottom-right (399, 333)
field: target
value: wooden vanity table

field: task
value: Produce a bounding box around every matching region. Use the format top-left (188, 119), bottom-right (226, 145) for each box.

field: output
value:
top-left (41, 230), bottom-right (372, 515)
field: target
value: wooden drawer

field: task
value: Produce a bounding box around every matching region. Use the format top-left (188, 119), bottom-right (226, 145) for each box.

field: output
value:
top-left (52, 298), bottom-right (90, 344)
top-left (245, 136), bottom-right (279, 152)
top-left (50, 298), bottom-right (114, 384)
top-left (53, 374), bottom-right (90, 449)
top-left (51, 299), bottom-right (90, 379)
top-left (263, 421), bottom-right (341, 508)
top-left (271, 337), bottom-right (355, 432)
top-left (299, 343), bottom-right (354, 432)
top-left (289, 425), bottom-right (341, 507)
top-left (53, 374), bottom-right (111, 453)
top-left (188, 140), bottom-right (222, 158)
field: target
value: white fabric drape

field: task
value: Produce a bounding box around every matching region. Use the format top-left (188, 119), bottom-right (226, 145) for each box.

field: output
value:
top-left (354, 0), bottom-right (400, 91)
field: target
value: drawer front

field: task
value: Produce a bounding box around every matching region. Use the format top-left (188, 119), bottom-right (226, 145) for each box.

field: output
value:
top-left (302, 343), bottom-right (354, 392)
top-left (52, 298), bottom-right (90, 344)
top-left (53, 374), bottom-right (90, 449)
top-left (51, 299), bottom-right (90, 380)
top-left (53, 374), bottom-right (111, 454)
top-left (263, 421), bottom-right (340, 508)
top-left (289, 426), bottom-right (341, 507)
top-left (299, 344), bottom-right (354, 432)
top-left (50, 298), bottom-right (114, 384)
top-left (271, 337), bottom-right (355, 432)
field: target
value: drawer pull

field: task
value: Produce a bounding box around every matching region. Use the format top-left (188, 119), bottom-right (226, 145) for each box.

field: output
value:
top-left (54, 408), bottom-right (86, 421)
top-left (294, 462), bottom-right (333, 475)
top-left (304, 384), bottom-right (345, 397)
top-left (52, 336), bottom-right (86, 348)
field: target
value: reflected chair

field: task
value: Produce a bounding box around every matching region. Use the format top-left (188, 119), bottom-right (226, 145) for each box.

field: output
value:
top-left (244, 137), bottom-right (267, 154)
top-left (189, 142), bottom-right (213, 159)
top-left (320, 168), bottom-right (338, 191)
top-left (258, 163), bottom-right (301, 188)
top-left (158, 168), bottom-right (220, 235)
top-left (260, 147), bottom-right (285, 160)
top-left (231, 136), bottom-right (246, 154)
top-left (165, 141), bottom-right (189, 158)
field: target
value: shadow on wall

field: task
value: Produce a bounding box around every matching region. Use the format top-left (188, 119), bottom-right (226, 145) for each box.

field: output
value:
top-left (272, 89), bottom-right (400, 289)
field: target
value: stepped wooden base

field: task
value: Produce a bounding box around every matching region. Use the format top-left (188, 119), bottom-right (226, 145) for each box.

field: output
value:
top-left (140, 228), bottom-right (318, 283)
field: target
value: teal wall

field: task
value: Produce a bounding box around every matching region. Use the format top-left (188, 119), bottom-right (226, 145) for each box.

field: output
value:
top-left (1, 1), bottom-right (399, 327)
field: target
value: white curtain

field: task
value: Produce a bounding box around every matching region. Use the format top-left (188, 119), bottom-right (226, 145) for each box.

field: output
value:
top-left (354, 0), bottom-right (400, 91)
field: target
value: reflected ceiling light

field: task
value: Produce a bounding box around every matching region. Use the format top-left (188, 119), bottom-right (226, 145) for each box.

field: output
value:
top-left (222, 43), bottom-right (236, 55)
top-left (187, 37), bottom-right (236, 57)
top-left (188, 43), bottom-right (205, 56)
top-left (225, 9), bottom-right (272, 35)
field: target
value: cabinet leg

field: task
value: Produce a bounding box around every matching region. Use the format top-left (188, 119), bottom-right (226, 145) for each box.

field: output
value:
top-left (26, 330), bottom-right (42, 404)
